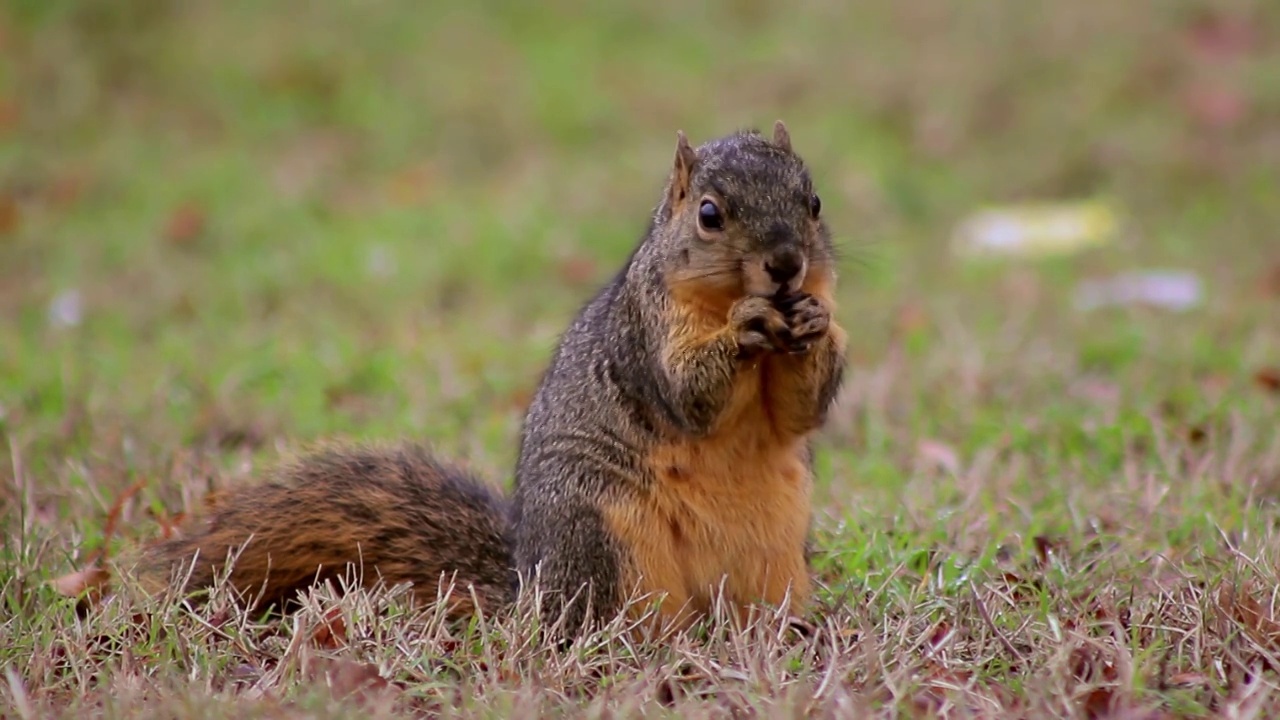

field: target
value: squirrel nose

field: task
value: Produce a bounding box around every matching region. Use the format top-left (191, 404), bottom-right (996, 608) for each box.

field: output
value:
top-left (765, 254), bottom-right (803, 284)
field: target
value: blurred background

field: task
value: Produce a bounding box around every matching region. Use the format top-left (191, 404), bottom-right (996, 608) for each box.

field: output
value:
top-left (1, 0), bottom-right (1278, 498)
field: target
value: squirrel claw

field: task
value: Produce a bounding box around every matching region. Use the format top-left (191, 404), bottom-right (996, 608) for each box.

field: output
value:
top-left (773, 292), bottom-right (829, 353)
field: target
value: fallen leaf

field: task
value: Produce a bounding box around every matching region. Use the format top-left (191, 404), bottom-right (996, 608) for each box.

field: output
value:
top-left (1218, 582), bottom-right (1280, 648)
top-left (1083, 687), bottom-right (1117, 719)
top-left (655, 677), bottom-right (679, 707)
top-left (1000, 571), bottom-right (1046, 604)
top-left (1261, 263), bottom-right (1280, 297)
top-left (922, 662), bottom-right (973, 686)
top-left (50, 172), bottom-right (87, 206)
top-left (0, 192), bottom-right (18, 235)
top-left (229, 663), bottom-right (263, 685)
top-left (909, 689), bottom-right (945, 716)
top-left (1254, 368), bottom-right (1280, 395)
top-left (1166, 672), bottom-right (1209, 688)
top-left (99, 480), bottom-right (147, 557)
top-left (313, 607), bottom-right (348, 649)
top-left (146, 507), bottom-right (186, 540)
top-left (207, 608), bottom-right (232, 629)
top-left (786, 616), bottom-right (817, 639)
top-left (894, 301), bottom-right (930, 338)
top-left (0, 98), bottom-right (18, 134)
top-left (386, 162), bottom-right (436, 206)
top-left (163, 202), bottom-right (207, 247)
top-left (1185, 424), bottom-right (1208, 445)
top-left (51, 564), bottom-right (110, 606)
top-left (1069, 644), bottom-right (1118, 683)
top-left (1185, 10), bottom-right (1257, 62)
top-left (1033, 536), bottom-right (1063, 567)
top-left (1183, 83), bottom-right (1248, 131)
top-left (926, 620), bottom-right (952, 649)
top-left (52, 479), bottom-right (147, 612)
top-left (556, 255), bottom-right (598, 286)
top-left (312, 658), bottom-right (396, 705)
top-left (502, 386), bottom-right (535, 413)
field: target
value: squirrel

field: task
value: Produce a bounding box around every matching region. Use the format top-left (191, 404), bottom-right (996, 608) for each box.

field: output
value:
top-left (136, 121), bottom-right (847, 643)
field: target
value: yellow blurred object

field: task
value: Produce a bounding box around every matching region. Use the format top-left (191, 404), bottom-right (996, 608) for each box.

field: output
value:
top-left (951, 200), bottom-right (1119, 258)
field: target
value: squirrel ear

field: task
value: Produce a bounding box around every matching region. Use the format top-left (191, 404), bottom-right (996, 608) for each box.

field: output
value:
top-left (672, 130), bottom-right (697, 203)
top-left (772, 120), bottom-right (793, 153)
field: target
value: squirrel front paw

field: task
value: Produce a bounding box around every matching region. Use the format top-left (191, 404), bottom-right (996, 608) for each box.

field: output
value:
top-left (773, 293), bottom-right (830, 354)
top-left (729, 296), bottom-right (788, 359)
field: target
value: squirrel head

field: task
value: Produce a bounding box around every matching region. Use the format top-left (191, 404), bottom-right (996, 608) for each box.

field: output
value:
top-left (657, 121), bottom-right (833, 304)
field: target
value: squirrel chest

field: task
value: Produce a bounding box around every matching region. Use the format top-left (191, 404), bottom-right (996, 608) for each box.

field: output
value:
top-left (604, 357), bottom-right (814, 625)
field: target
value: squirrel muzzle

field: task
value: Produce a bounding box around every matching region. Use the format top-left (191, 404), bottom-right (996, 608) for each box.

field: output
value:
top-left (744, 245), bottom-right (808, 298)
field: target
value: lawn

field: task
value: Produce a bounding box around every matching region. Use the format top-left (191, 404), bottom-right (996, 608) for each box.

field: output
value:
top-left (2, 0), bottom-right (1280, 717)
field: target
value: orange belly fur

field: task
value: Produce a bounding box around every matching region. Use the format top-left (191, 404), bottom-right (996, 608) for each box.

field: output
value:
top-left (603, 361), bottom-right (813, 630)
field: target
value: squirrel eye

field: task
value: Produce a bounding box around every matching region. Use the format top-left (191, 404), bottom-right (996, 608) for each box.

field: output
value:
top-left (809, 193), bottom-right (822, 219)
top-left (698, 200), bottom-right (724, 232)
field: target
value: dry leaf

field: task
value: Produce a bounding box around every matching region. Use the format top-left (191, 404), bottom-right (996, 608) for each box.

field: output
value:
top-left (502, 386), bottom-right (535, 413)
top-left (1254, 368), bottom-right (1280, 395)
top-left (1218, 582), bottom-right (1280, 647)
top-left (1185, 10), bottom-right (1257, 62)
top-left (313, 607), bottom-right (348, 649)
top-left (229, 663), bottom-right (263, 686)
top-left (0, 98), bottom-right (18, 134)
top-left (52, 480), bottom-right (146, 612)
top-left (48, 171), bottom-right (91, 208)
top-left (163, 202), bottom-right (207, 247)
top-left (0, 192), bottom-right (19, 236)
top-left (1185, 424), bottom-right (1208, 445)
top-left (51, 564), bottom-right (110, 602)
top-left (1183, 83), bottom-right (1248, 131)
top-left (207, 608), bottom-right (232, 629)
top-left (386, 162), bottom-right (436, 206)
top-left (894, 301), bottom-right (930, 338)
top-left (146, 507), bottom-right (186, 540)
top-left (1069, 644), bottom-right (1118, 683)
top-left (99, 480), bottom-right (147, 557)
top-left (926, 620), bottom-right (952, 649)
top-left (786, 616), bottom-right (817, 639)
top-left (556, 256), bottom-right (598, 286)
top-left (313, 658), bottom-right (395, 705)
top-left (1083, 687), bottom-right (1118, 719)
top-left (1166, 672), bottom-right (1209, 688)
top-left (1261, 263), bottom-right (1280, 297)
top-left (655, 677), bottom-right (679, 707)
top-left (1033, 536), bottom-right (1062, 567)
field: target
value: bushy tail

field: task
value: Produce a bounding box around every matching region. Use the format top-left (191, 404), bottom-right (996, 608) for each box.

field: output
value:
top-left (138, 443), bottom-right (516, 617)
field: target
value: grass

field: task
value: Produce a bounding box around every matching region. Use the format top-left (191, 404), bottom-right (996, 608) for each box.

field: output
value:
top-left (2, 0), bottom-right (1280, 716)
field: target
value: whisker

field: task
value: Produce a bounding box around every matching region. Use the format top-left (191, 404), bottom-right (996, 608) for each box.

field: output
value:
top-left (666, 268), bottom-right (742, 288)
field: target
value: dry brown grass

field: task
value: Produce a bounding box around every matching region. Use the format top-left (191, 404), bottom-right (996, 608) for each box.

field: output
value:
top-left (4, 0), bottom-right (1280, 716)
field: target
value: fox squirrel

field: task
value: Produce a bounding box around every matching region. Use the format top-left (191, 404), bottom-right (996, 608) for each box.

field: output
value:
top-left (138, 121), bottom-right (847, 642)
